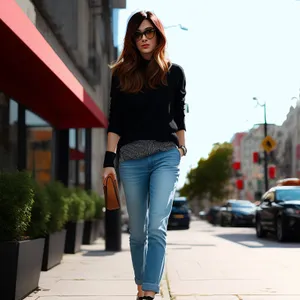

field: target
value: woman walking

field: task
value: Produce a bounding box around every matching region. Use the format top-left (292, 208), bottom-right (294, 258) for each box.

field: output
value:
top-left (102, 11), bottom-right (187, 300)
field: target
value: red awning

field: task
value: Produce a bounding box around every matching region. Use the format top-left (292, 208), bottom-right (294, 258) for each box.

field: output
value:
top-left (0, 0), bottom-right (108, 129)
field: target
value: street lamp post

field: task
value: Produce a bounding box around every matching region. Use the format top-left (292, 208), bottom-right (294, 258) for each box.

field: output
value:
top-left (164, 24), bottom-right (188, 31)
top-left (164, 23), bottom-right (189, 114)
top-left (291, 89), bottom-right (300, 106)
top-left (291, 89), bottom-right (300, 177)
top-left (253, 97), bottom-right (269, 192)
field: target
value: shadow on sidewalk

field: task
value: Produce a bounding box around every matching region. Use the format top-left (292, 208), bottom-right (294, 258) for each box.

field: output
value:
top-left (215, 233), bottom-right (300, 248)
top-left (167, 242), bottom-right (215, 247)
top-left (81, 248), bottom-right (130, 257)
top-left (196, 228), bottom-right (216, 233)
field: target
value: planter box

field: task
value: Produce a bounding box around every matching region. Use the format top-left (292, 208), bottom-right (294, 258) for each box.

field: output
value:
top-left (64, 220), bottom-right (84, 254)
top-left (82, 220), bottom-right (95, 245)
top-left (0, 238), bottom-right (45, 300)
top-left (94, 219), bottom-right (102, 240)
top-left (42, 229), bottom-right (66, 271)
top-left (82, 219), bottom-right (102, 245)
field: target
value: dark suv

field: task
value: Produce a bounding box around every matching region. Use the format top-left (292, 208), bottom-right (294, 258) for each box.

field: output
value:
top-left (168, 197), bottom-right (190, 229)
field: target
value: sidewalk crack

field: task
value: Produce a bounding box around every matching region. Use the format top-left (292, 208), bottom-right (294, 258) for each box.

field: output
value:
top-left (166, 270), bottom-right (175, 300)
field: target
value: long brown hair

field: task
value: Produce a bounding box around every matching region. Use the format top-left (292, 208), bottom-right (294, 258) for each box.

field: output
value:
top-left (110, 11), bottom-right (170, 93)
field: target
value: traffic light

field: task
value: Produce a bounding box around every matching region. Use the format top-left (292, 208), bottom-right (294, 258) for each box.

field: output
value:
top-left (253, 152), bottom-right (259, 163)
top-left (232, 162), bottom-right (241, 170)
top-left (268, 165), bottom-right (276, 179)
top-left (236, 179), bottom-right (244, 190)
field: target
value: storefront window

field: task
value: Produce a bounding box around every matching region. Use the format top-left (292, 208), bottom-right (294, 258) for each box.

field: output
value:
top-left (68, 129), bottom-right (86, 188)
top-left (0, 93), bottom-right (18, 171)
top-left (69, 129), bottom-right (76, 187)
top-left (26, 110), bottom-right (52, 184)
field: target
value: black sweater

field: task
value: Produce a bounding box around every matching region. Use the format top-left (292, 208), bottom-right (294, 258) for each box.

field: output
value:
top-left (108, 62), bottom-right (186, 149)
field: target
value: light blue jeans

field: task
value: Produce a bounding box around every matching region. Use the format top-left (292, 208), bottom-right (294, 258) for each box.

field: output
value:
top-left (119, 147), bottom-right (180, 293)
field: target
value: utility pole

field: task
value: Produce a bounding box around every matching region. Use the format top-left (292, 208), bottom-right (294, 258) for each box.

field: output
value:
top-left (263, 102), bottom-right (269, 191)
top-left (253, 97), bottom-right (269, 192)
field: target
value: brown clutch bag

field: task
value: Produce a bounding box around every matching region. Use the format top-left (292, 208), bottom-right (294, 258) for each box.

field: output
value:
top-left (103, 173), bottom-right (120, 210)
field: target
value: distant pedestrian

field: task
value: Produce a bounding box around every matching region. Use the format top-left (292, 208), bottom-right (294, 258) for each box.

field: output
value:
top-left (102, 10), bottom-right (187, 300)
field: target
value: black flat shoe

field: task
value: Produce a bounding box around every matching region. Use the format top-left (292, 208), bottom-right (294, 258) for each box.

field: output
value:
top-left (142, 297), bottom-right (154, 300)
top-left (136, 296), bottom-right (144, 300)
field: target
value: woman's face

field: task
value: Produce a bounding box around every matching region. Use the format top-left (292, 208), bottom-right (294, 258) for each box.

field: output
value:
top-left (134, 19), bottom-right (157, 59)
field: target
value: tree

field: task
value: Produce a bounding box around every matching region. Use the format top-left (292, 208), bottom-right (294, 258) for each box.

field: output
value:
top-left (180, 142), bottom-right (233, 203)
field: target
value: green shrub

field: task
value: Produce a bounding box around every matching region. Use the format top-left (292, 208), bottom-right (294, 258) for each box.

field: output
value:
top-left (90, 191), bottom-right (105, 219)
top-left (44, 181), bottom-right (69, 233)
top-left (77, 189), bottom-right (96, 221)
top-left (64, 189), bottom-right (85, 222)
top-left (27, 180), bottom-right (51, 238)
top-left (0, 171), bottom-right (34, 242)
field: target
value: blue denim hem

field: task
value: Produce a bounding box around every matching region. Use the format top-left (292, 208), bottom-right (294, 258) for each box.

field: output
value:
top-left (135, 278), bottom-right (143, 285)
top-left (142, 282), bottom-right (160, 294)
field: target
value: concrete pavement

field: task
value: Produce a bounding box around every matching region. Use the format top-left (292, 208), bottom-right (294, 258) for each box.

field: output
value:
top-left (26, 235), bottom-right (169, 300)
top-left (166, 220), bottom-right (300, 300)
top-left (25, 220), bottom-right (300, 300)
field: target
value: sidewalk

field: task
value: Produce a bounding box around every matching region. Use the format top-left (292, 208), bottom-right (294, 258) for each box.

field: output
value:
top-left (165, 221), bottom-right (300, 300)
top-left (26, 235), bottom-right (170, 300)
top-left (26, 221), bottom-right (300, 300)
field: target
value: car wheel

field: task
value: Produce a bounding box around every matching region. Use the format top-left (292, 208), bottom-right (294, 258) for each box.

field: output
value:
top-left (256, 218), bottom-right (266, 238)
top-left (276, 217), bottom-right (288, 242)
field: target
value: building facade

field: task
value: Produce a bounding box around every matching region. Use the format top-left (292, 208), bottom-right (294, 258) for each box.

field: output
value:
top-left (235, 124), bottom-right (281, 200)
top-left (0, 0), bottom-right (126, 195)
top-left (275, 105), bottom-right (300, 179)
top-left (230, 132), bottom-right (247, 199)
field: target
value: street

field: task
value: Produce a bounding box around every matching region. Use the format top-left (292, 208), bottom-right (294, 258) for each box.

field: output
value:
top-left (167, 220), bottom-right (300, 299)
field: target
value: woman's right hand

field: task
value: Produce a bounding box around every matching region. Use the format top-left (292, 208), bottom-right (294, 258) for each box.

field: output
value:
top-left (102, 167), bottom-right (116, 182)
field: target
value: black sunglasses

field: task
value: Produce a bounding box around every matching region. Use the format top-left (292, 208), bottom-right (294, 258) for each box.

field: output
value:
top-left (134, 28), bottom-right (156, 41)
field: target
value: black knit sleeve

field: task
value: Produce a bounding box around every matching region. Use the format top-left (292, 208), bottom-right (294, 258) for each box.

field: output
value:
top-left (107, 75), bottom-right (122, 136)
top-left (173, 65), bottom-right (186, 131)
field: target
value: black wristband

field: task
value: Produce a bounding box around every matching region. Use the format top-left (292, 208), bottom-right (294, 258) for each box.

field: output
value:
top-left (103, 151), bottom-right (116, 168)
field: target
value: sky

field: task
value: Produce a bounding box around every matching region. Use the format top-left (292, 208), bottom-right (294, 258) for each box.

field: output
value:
top-left (116, 0), bottom-right (300, 188)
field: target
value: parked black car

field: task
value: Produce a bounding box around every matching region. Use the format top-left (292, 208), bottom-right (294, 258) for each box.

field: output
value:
top-left (220, 200), bottom-right (256, 227)
top-left (256, 186), bottom-right (300, 241)
top-left (168, 197), bottom-right (190, 229)
top-left (206, 206), bottom-right (221, 225)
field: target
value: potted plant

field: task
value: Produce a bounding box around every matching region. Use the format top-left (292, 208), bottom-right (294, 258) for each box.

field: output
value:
top-left (40, 181), bottom-right (69, 271)
top-left (27, 180), bottom-right (51, 239)
top-left (0, 171), bottom-right (45, 300)
top-left (64, 189), bottom-right (85, 254)
top-left (82, 190), bottom-right (97, 245)
top-left (90, 191), bottom-right (105, 240)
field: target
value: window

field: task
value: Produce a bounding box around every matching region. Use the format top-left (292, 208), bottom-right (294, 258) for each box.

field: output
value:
top-left (26, 110), bottom-right (52, 184)
top-left (69, 129), bottom-right (86, 188)
top-left (276, 189), bottom-right (300, 201)
top-left (69, 129), bottom-right (76, 187)
top-left (0, 93), bottom-right (18, 171)
top-left (231, 201), bottom-right (256, 209)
